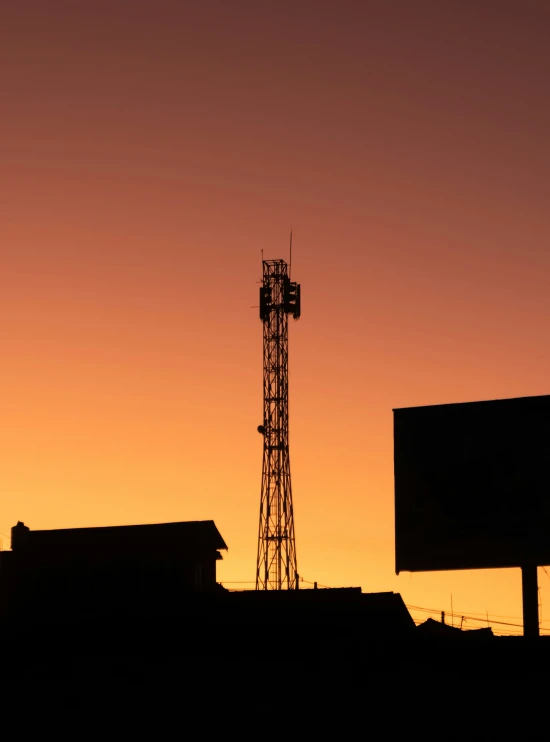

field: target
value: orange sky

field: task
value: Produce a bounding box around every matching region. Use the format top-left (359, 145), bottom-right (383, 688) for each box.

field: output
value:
top-left (2, 0), bottom-right (550, 633)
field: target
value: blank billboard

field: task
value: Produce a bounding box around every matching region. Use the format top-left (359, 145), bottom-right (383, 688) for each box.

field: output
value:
top-left (394, 395), bottom-right (550, 573)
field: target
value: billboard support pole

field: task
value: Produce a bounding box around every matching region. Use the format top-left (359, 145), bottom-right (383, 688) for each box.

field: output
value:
top-left (521, 564), bottom-right (539, 638)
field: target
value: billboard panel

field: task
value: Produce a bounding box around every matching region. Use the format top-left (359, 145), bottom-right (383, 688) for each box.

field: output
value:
top-left (394, 395), bottom-right (550, 573)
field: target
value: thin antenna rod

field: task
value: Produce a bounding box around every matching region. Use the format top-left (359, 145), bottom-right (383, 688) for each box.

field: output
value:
top-left (289, 230), bottom-right (292, 279)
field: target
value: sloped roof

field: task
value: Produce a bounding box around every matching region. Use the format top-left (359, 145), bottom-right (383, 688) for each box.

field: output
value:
top-left (13, 520), bottom-right (228, 553)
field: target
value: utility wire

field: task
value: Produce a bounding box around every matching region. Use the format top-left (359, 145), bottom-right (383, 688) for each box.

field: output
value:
top-left (407, 604), bottom-right (521, 626)
top-left (408, 608), bottom-right (550, 633)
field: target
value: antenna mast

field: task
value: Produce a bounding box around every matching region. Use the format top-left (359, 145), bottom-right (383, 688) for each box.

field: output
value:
top-left (289, 230), bottom-right (292, 278)
top-left (256, 255), bottom-right (301, 589)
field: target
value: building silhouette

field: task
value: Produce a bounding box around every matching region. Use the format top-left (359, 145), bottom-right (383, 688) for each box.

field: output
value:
top-left (0, 520), bottom-right (227, 622)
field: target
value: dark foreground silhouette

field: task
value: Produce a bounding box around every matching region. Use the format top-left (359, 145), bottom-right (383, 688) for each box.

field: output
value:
top-left (1, 520), bottom-right (547, 724)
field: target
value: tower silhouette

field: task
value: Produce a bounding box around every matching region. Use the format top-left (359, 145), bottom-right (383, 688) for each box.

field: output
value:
top-left (256, 258), bottom-right (301, 589)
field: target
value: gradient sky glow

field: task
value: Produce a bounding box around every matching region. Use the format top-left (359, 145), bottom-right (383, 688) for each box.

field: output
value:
top-left (2, 0), bottom-right (550, 632)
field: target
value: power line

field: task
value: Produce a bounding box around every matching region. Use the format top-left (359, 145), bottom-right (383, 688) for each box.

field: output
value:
top-left (408, 609), bottom-right (521, 628)
top-left (407, 604), bottom-right (550, 634)
top-left (407, 604), bottom-right (517, 626)
top-left (410, 615), bottom-right (550, 635)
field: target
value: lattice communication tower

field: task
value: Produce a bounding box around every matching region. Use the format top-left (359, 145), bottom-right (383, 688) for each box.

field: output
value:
top-left (256, 258), bottom-right (301, 590)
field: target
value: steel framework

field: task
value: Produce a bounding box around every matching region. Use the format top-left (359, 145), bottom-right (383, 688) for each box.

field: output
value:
top-left (256, 258), bottom-right (301, 590)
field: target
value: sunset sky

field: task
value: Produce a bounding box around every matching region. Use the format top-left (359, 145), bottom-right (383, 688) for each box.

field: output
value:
top-left (2, 0), bottom-right (550, 634)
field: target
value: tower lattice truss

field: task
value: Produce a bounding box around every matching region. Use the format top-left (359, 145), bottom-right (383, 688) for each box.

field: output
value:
top-left (256, 258), bottom-right (301, 590)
